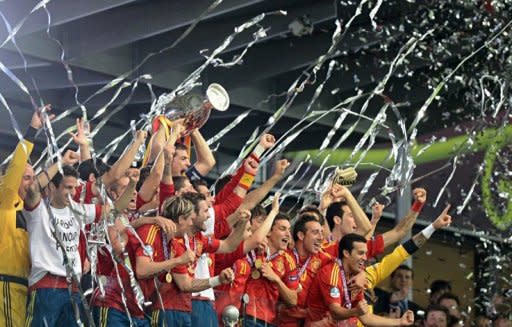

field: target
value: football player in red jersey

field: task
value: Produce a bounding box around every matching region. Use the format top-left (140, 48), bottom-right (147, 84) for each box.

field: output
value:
top-left (278, 214), bottom-right (334, 327)
top-left (243, 212), bottom-right (299, 327)
top-left (306, 233), bottom-right (414, 327)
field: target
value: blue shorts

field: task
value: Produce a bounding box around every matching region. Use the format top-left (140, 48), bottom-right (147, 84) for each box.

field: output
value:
top-left (152, 309), bottom-right (191, 327)
top-left (191, 300), bottom-right (218, 327)
top-left (25, 288), bottom-right (84, 327)
top-left (93, 306), bottom-right (150, 327)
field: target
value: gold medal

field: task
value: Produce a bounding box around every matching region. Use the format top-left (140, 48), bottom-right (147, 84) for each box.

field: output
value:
top-left (254, 258), bottom-right (263, 269)
top-left (207, 257), bottom-right (213, 266)
top-left (297, 283), bottom-right (303, 293)
top-left (165, 272), bottom-right (173, 283)
top-left (251, 270), bottom-right (261, 279)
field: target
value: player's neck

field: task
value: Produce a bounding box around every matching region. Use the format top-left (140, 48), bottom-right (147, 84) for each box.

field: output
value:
top-left (332, 227), bottom-right (344, 242)
top-left (341, 260), bottom-right (353, 278)
top-left (296, 242), bottom-right (308, 258)
top-left (267, 242), bottom-right (279, 255)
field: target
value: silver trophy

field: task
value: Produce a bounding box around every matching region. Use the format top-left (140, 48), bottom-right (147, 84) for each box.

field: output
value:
top-left (164, 83), bottom-right (229, 134)
top-left (222, 305), bottom-right (240, 327)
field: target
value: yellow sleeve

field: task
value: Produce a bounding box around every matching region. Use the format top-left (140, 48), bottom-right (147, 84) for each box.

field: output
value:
top-left (365, 245), bottom-right (409, 289)
top-left (0, 139), bottom-right (34, 210)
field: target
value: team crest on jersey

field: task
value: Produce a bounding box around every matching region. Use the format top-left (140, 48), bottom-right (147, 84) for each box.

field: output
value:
top-left (330, 287), bottom-right (340, 298)
top-left (276, 259), bottom-right (284, 273)
top-left (311, 258), bottom-right (321, 271)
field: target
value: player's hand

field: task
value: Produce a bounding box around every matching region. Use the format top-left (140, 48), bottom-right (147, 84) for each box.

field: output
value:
top-left (259, 133), bottom-right (276, 149)
top-left (219, 268), bottom-right (235, 284)
top-left (155, 216), bottom-right (176, 238)
top-left (400, 310), bottom-right (414, 326)
top-left (355, 300), bottom-right (369, 316)
top-left (412, 188), bottom-right (427, 203)
top-left (178, 249), bottom-right (196, 266)
top-left (62, 150), bottom-right (80, 165)
top-left (273, 159), bottom-right (290, 178)
top-left (433, 204), bottom-right (452, 230)
top-left (260, 263), bottom-right (279, 282)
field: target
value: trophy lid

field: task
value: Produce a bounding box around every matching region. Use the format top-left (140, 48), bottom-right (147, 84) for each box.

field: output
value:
top-left (207, 83), bottom-right (229, 111)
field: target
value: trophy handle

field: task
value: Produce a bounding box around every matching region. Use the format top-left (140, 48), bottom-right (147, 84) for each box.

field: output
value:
top-left (206, 83), bottom-right (229, 111)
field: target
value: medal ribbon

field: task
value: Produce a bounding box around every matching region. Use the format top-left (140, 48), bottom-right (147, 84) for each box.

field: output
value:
top-left (336, 259), bottom-right (352, 309)
top-left (265, 245), bottom-right (281, 262)
top-left (292, 248), bottom-right (312, 278)
top-left (162, 230), bottom-right (169, 260)
top-left (246, 249), bottom-right (257, 267)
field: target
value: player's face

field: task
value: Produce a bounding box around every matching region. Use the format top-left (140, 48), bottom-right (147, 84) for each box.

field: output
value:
top-left (302, 221), bottom-right (324, 254)
top-left (172, 149), bottom-right (190, 175)
top-left (179, 213), bottom-right (194, 234)
top-left (193, 200), bottom-right (210, 232)
top-left (53, 176), bottom-right (78, 207)
top-left (424, 311), bottom-right (448, 327)
top-left (268, 219), bottom-right (291, 251)
top-left (339, 205), bottom-right (357, 235)
top-left (18, 164), bottom-right (35, 200)
top-left (250, 215), bottom-right (265, 232)
top-left (196, 185), bottom-right (214, 207)
top-left (391, 269), bottom-right (413, 292)
top-left (343, 241), bottom-right (367, 274)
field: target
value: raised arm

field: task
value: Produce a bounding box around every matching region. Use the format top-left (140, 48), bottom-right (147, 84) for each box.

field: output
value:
top-left (380, 188), bottom-right (426, 248)
top-left (1, 106), bottom-right (54, 209)
top-left (217, 211), bottom-right (250, 253)
top-left (25, 150), bottom-right (79, 208)
top-left (190, 129), bottom-right (216, 176)
top-left (101, 131), bottom-right (147, 186)
top-left (365, 202), bottom-right (385, 240)
top-left (239, 160), bottom-right (289, 211)
top-left (69, 118), bottom-right (91, 162)
top-left (332, 185), bottom-right (372, 236)
top-left (243, 193), bottom-right (280, 253)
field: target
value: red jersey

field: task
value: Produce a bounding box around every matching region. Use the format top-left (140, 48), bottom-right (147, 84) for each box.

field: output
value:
top-left (214, 255), bottom-right (252, 321)
top-left (214, 241), bottom-right (245, 276)
top-left (92, 229), bottom-right (148, 318)
top-left (158, 182), bottom-right (175, 210)
top-left (132, 224), bottom-right (177, 309)
top-left (156, 232), bottom-right (221, 312)
top-left (278, 249), bottom-right (334, 327)
top-left (322, 234), bottom-right (384, 260)
top-left (305, 262), bottom-right (364, 327)
top-left (73, 181), bottom-right (96, 204)
top-left (245, 250), bottom-right (299, 325)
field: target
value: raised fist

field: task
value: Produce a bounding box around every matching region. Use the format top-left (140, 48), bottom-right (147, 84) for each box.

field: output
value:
top-left (259, 133), bottom-right (276, 150)
top-left (273, 159), bottom-right (290, 178)
top-left (412, 188), bottom-right (427, 203)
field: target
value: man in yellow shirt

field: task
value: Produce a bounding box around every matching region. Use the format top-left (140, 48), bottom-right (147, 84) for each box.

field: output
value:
top-left (0, 108), bottom-right (50, 327)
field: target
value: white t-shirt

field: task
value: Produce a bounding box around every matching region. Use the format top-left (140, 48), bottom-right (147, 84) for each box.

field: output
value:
top-left (192, 206), bottom-right (216, 300)
top-left (24, 200), bottom-right (98, 286)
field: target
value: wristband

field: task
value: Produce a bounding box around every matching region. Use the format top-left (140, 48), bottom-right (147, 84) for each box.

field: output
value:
top-left (239, 172), bottom-right (255, 190)
top-left (402, 239), bottom-right (419, 255)
top-left (411, 200), bottom-right (424, 213)
top-left (251, 144), bottom-right (265, 160)
top-left (421, 224), bottom-right (436, 239)
top-left (208, 276), bottom-right (221, 288)
top-left (24, 126), bottom-right (38, 142)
